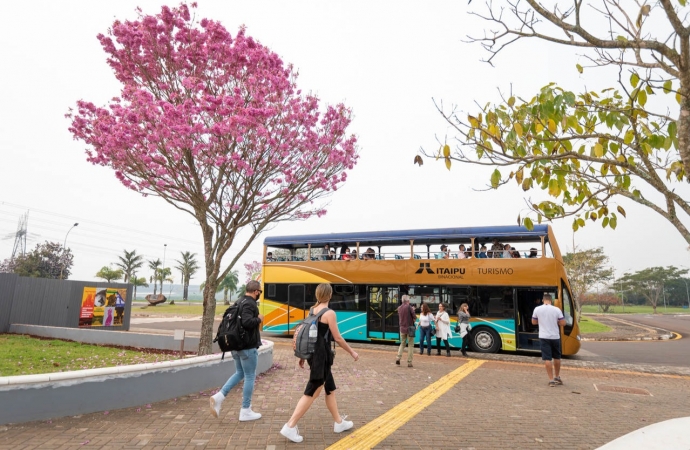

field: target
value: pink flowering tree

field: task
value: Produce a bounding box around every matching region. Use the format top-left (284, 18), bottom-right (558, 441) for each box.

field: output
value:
top-left (243, 260), bottom-right (262, 285)
top-left (67, 4), bottom-right (358, 354)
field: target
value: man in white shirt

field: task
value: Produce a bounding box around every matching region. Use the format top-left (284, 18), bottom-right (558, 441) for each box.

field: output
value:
top-left (531, 293), bottom-right (566, 387)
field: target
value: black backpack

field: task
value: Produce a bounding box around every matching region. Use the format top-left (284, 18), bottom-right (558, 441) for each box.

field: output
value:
top-left (213, 299), bottom-right (250, 359)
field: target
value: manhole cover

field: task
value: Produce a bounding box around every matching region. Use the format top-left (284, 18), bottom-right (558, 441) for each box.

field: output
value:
top-left (594, 384), bottom-right (652, 396)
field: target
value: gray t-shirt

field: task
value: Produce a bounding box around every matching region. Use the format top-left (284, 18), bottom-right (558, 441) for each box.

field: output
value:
top-left (532, 304), bottom-right (564, 339)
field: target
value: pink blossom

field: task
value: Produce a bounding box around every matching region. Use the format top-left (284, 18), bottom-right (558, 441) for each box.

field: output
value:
top-left (67, 2), bottom-right (358, 352)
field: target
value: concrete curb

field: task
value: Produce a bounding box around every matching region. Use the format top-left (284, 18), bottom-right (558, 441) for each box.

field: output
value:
top-left (0, 339), bottom-right (274, 425)
top-left (581, 334), bottom-right (674, 342)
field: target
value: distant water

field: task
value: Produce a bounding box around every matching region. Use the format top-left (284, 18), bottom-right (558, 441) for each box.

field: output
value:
top-left (133, 284), bottom-right (237, 302)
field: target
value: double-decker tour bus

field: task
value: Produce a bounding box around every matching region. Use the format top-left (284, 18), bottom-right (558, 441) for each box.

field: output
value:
top-left (259, 225), bottom-right (580, 355)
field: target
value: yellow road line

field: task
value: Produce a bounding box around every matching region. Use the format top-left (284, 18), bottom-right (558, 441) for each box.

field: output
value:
top-left (326, 359), bottom-right (484, 450)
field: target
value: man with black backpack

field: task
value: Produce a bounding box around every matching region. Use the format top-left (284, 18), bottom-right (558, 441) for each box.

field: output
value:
top-left (209, 280), bottom-right (264, 421)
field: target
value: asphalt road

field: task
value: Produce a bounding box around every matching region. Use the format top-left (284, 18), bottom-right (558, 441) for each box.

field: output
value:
top-left (576, 314), bottom-right (690, 368)
top-left (131, 313), bottom-right (690, 368)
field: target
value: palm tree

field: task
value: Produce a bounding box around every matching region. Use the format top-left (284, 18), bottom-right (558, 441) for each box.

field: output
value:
top-left (95, 266), bottom-right (124, 283)
top-left (165, 275), bottom-right (175, 304)
top-left (148, 259), bottom-right (162, 296)
top-left (200, 270), bottom-right (239, 305)
top-left (156, 267), bottom-right (172, 296)
top-left (175, 251), bottom-right (199, 301)
top-left (218, 271), bottom-right (239, 305)
top-left (131, 273), bottom-right (149, 300)
top-left (115, 249), bottom-right (144, 283)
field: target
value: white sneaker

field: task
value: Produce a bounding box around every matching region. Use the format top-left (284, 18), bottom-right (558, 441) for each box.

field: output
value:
top-left (239, 407), bottom-right (261, 421)
top-left (334, 415), bottom-right (354, 433)
top-left (280, 423), bottom-right (303, 443)
top-left (209, 392), bottom-right (224, 418)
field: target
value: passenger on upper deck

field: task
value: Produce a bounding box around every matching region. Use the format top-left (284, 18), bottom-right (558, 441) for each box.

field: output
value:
top-left (477, 245), bottom-right (488, 258)
top-left (339, 246), bottom-right (350, 260)
top-left (351, 250), bottom-right (359, 260)
top-left (503, 244), bottom-right (512, 259)
top-left (329, 249), bottom-right (337, 259)
top-left (363, 248), bottom-right (376, 260)
top-left (528, 248), bottom-right (538, 258)
top-left (437, 245), bottom-right (450, 259)
top-left (267, 252), bottom-right (275, 262)
top-left (321, 244), bottom-right (331, 260)
top-left (511, 247), bottom-right (521, 258)
top-left (457, 244), bottom-right (467, 259)
top-left (489, 239), bottom-right (503, 258)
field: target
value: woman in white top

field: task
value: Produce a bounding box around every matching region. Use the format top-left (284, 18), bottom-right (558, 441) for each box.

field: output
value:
top-left (418, 303), bottom-right (435, 355)
top-left (457, 244), bottom-right (467, 259)
top-left (434, 303), bottom-right (452, 357)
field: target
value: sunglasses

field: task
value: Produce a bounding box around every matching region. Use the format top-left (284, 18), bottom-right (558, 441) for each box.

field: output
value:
top-left (255, 290), bottom-right (263, 295)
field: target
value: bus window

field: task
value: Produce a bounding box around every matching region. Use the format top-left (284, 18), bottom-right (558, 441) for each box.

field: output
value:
top-left (475, 286), bottom-right (515, 318)
top-left (447, 286), bottom-right (471, 315)
top-left (409, 286), bottom-right (441, 313)
top-left (331, 284), bottom-right (366, 311)
top-left (561, 281), bottom-right (575, 327)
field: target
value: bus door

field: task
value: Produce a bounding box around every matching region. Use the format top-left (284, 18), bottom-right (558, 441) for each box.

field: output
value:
top-left (515, 287), bottom-right (556, 351)
top-left (367, 286), bottom-right (399, 340)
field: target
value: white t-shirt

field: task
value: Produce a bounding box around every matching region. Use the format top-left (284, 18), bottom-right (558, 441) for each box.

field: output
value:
top-left (532, 304), bottom-right (564, 340)
top-left (419, 313), bottom-right (434, 327)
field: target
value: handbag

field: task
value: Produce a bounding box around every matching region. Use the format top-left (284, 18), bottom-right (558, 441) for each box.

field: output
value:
top-left (454, 324), bottom-right (461, 333)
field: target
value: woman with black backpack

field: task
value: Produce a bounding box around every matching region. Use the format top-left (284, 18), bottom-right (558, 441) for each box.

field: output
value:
top-left (280, 283), bottom-right (359, 443)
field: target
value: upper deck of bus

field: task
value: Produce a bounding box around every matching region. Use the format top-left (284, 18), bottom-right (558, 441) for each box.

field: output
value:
top-left (262, 224), bottom-right (567, 287)
top-left (264, 224), bottom-right (561, 257)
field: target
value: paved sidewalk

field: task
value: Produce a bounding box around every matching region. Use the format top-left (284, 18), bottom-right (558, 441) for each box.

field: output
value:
top-left (2, 340), bottom-right (689, 450)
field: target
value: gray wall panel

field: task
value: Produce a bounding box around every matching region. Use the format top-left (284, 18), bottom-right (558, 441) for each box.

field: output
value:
top-left (0, 274), bottom-right (18, 333)
top-left (4, 276), bottom-right (133, 331)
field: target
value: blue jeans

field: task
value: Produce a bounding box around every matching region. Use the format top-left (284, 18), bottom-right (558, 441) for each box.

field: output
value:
top-left (220, 348), bottom-right (258, 408)
top-left (419, 326), bottom-right (433, 354)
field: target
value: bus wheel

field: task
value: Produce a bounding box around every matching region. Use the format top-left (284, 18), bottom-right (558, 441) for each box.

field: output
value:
top-left (470, 328), bottom-right (501, 353)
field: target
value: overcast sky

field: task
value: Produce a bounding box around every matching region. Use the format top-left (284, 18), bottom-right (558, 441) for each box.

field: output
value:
top-left (1, 1), bottom-right (688, 284)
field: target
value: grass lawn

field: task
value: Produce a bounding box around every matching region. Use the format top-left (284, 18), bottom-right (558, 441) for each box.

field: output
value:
top-left (578, 316), bottom-right (611, 334)
top-left (0, 334), bottom-right (184, 377)
top-left (135, 302), bottom-right (226, 316)
top-left (580, 305), bottom-right (689, 314)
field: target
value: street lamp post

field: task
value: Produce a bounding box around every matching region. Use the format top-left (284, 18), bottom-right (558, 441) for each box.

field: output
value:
top-left (60, 223), bottom-right (79, 280)
top-left (161, 244), bottom-right (167, 299)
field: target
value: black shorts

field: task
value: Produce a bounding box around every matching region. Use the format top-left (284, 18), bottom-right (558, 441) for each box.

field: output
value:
top-left (303, 358), bottom-right (336, 396)
top-left (304, 371), bottom-right (336, 397)
top-left (539, 338), bottom-right (562, 361)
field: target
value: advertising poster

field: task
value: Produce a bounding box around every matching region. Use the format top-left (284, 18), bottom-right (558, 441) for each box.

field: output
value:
top-left (79, 287), bottom-right (127, 327)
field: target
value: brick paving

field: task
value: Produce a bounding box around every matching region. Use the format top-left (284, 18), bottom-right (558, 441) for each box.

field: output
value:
top-left (2, 340), bottom-right (690, 450)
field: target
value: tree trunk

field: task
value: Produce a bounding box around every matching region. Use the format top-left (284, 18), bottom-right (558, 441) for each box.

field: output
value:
top-left (198, 279), bottom-right (218, 355)
top-left (153, 281), bottom-right (157, 296)
top-left (183, 279), bottom-right (189, 301)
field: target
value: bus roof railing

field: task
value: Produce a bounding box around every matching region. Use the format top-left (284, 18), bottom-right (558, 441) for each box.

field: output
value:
top-left (264, 225), bottom-right (550, 248)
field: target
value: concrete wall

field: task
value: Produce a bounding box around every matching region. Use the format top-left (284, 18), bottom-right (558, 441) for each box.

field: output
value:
top-left (0, 275), bottom-right (132, 333)
top-left (0, 341), bottom-right (274, 425)
top-left (9, 324), bottom-right (221, 353)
